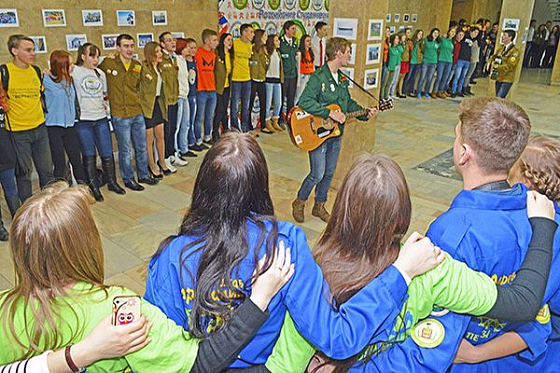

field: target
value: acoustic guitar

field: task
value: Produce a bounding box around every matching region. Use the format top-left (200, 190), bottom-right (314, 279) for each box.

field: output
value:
top-left (287, 99), bottom-right (394, 152)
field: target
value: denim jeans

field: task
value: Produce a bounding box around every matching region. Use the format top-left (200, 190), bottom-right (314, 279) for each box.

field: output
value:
top-left (445, 64), bottom-right (456, 89)
top-left (230, 81), bottom-right (252, 132)
top-left (10, 124), bottom-right (54, 201)
top-left (75, 118), bottom-right (114, 158)
top-left (388, 64), bottom-right (401, 97)
top-left (111, 114), bottom-right (149, 182)
top-left (404, 63), bottom-right (421, 94)
top-left (418, 63), bottom-right (437, 94)
top-left (195, 91), bottom-right (217, 143)
top-left (265, 82), bottom-right (282, 118)
top-left (297, 136), bottom-right (342, 203)
top-left (452, 60), bottom-right (471, 93)
top-left (495, 82), bottom-right (513, 98)
top-left (187, 96), bottom-right (198, 146)
top-left (176, 97), bottom-right (191, 153)
top-left (433, 61), bottom-right (453, 93)
top-left (463, 62), bottom-right (477, 89)
top-left (0, 168), bottom-right (18, 198)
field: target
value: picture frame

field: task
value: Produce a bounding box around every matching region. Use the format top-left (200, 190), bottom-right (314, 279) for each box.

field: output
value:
top-left (390, 26), bottom-right (396, 34)
top-left (394, 14), bottom-right (401, 23)
top-left (403, 14), bottom-right (410, 23)
top-left (365, 43), bottom-right (381, 65)
top-left (116, 10), bottom-right (135, 26)
top-left (348, 43), bottom-right (356, 65)
top-left (503, 18), bottom-right (520, 31)
top-left (333, 18), bottom-right (358, 40)
top-left (102, 34), bottom-right (119, 50)
top-left (364, 68), bottom-right (379, 89)
top-left (137, 33), bottom-right (154, 48)
top-left (30, 36), bottom-right (47, 53)
top-left (42, 9), bottom-right (66, 27)
top-left (82, 10), bottom-right (103, 26)
top-left (0, 9), bottom-right (19, 27)
top-left (152, 10), bottom-right (167, 26)
top-left (340, 67), bottom-right (354, 88)
top-left (172, 32), bottom-right (185, 39)
top-left (412, 14), bottom-right (418, 23)
top-left (66, 34), bottom-right (87, 51)
top-left (368, 19), bottom-right (384, 41)
top-left (386, 13), bottom-right (391, 23)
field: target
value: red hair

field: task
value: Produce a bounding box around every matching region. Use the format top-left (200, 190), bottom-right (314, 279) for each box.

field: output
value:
top-left (49, 50), bottom-right (72, 84)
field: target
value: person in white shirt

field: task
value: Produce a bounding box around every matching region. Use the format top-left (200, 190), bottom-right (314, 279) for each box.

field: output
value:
top-left (311, 21), bottom-right (328, 69)
top-left (524, 19), bottom-right (536, 67)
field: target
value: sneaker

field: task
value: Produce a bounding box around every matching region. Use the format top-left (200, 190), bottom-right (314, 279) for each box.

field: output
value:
top-left (164, 157), bottom-right (177, 173)
top-left (198, 143), bottom-right (209, 150)
top-left (190, 144), bottom-right (203, 152)
top-left (203, 138), bottom-right (215, 146)
top-left (424, 93), bottom-right (431, 98)
top-left (172, 153), bottom-right (188, 167)
top-left (181, 151), bottom-right (198, 158)
top-left (417, 93), bottom-right (422, 98)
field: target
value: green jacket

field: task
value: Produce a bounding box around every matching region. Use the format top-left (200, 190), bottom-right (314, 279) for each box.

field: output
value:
top-left (422, 39), bottom-right (440, 64)
top-left (250, 46), bottom-right (270, 82)
top-left (265, 253), bottom-right (498, 373)
top-left (159, 52), bottom-right (179, 105)
top-left (279, 35), bottom-right (298, 79)
top-left (138, 62), bottom-right (168, 121)
top-left (438, 37), bottom-right (454, 63)
top-left (298, 64), bottom-right (368, 136)
top-left (410, 41), bottom-right (424, 64)
top-left (98, 57), bottom-right (143, 118)
top-left (388, 45), bottom-right (404, 71)
top-left (214, 51), bottom-right (232, 95)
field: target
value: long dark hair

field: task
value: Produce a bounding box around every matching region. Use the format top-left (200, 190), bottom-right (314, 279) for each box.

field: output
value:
top-left (266, 34), bottom-right (279, 55)
top-left (298, 34), bottom-right (315, 63)
top-left (313, 153), bottom-right (412, 372)
top-left (216, 33), bottom-right (233, 61)
top-left (76, 43), bottom-right (100, 66)
top-left (155, 132), bottom-right (278, 339)
top-left (253, 29), bottom-right (267, 53)
top-left (427, 28), bottom-right (440, 42)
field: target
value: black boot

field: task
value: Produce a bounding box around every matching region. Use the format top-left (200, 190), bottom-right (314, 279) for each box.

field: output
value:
top-left (5, 195), bottom-right (21, 218)
top-left (83, 156), bottom-right (104, 202)
top-left (0, 207), bottom-right (8, 242)
top-left (101, 157), bottom-right (126, 195)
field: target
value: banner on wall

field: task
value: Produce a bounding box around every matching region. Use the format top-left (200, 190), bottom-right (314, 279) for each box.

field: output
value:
top-left (218, 0), bottom-right (329, 39)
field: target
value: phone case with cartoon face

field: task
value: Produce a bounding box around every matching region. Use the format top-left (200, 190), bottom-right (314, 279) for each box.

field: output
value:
top-left (112, 295), bottom-right (141, 326)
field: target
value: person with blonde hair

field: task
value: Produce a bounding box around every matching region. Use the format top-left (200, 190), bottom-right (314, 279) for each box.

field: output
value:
top-left (0, 181), bottom-right (295, 372)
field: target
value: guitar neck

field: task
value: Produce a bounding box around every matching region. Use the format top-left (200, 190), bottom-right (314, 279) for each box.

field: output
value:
top-left (346, 109), bottom-right (370, 120)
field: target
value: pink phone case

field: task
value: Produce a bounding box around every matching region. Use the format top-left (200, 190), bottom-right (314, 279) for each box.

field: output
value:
top-left (112, 295), bottom-right (142, 326)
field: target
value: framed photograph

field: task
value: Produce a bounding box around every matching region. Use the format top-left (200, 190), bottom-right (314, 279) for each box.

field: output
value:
top-left (399, 26), bottom-right (405, 32)
top-left (66, 34), bottom-right (87, 52)
top-left (368, 19), bottom-right (383, 41)
top-left (0, 9), bottom-right (19, 27)
top-left (390, 26), bottom-right (396, 34)
top-left (340, 67), bottom-right (354, 88)
top-left (117, 10), bottom-right (135, 26)
top-left (503, 18), bottom-right (520, 31)
top-left (102, 34), bottom-right (119, 50)
top-left (394, 14), bottom-right (401, 23)
top-left (364, 68), bottom-right (379, 90)
top-left (404, 14), bottom-right (410, 23)
top-left (365, 43), bottom-right (381, 65)
top-left (137, 33), bottom-right (154, 48)
top-left (348, 43), bottom-right (356, 65)
top-left (42, 9), bottom-right (66, 27)
top-left (386, 13), bottom-right (391, 22)
top-left (412, 14), bottom-right (418, 23)
top-left (152, 10), bottom-right (167, 26)
top-left (30, 36), bottom-right (47, 53)
top-left (333, 18), bottom-right (358, 40)
top-left (172, 32), bottom-right (185, 39)
top-left (82, 10), bottom-right (103, 26)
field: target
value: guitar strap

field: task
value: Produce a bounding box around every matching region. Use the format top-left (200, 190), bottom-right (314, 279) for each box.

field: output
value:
top-left (339, 70), bottom-right (381, 104)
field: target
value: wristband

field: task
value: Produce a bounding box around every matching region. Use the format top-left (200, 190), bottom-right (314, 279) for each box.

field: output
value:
top-left (64, 345), bottom-right (82, 373)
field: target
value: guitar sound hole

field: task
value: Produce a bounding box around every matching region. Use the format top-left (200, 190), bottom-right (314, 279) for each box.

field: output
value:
top-left (317, 127), bottom-right (333, 138)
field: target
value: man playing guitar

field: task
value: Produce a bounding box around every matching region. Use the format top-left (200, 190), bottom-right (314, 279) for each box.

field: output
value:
top-left (292, 37), bottom-right (378, 223)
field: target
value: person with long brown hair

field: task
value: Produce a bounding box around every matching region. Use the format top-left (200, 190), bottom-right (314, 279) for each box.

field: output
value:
top-left (295, 34), bottom-right (315, 104)
top-left (139, 41), bottom-right (169, 179)
top-left (250, 29), bottom-right (271, 134)
top-left (43, 50), bottom-right (86, 186)
top-left (0, 181), bottom-right (294, 372)
top-left (213, 33), bottom-right (233, 140)
top-left (263, 152), bottom-right (557, 373)
top-left (146, 132), bottom-right (446, 369)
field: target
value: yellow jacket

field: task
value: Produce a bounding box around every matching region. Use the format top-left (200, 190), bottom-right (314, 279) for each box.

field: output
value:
top-left (490, 44), bottom-right (520, 83)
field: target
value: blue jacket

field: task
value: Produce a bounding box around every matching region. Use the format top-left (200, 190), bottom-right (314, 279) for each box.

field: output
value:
top-left (356, 184), bottom-right (560, 372)
top-left (145, 219), bottom-right (408, 368)
top-left (43, 75), bottom-right (76, 128)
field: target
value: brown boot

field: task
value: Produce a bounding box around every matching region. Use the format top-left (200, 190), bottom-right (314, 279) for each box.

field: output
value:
top-left (271, 116), bottom-right (284, 132)
top-left (262, 119), bottom-right (276, 134)
top-left (436, 92), bottom-right (447, 99)
top-left (292, 198), bottom-right (306, 223)
top-left (312, 201), bottom-right (330, 223)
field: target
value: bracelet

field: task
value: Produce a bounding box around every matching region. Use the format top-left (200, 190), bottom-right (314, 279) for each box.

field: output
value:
top-left (64, 345), bottom-right (82, 373)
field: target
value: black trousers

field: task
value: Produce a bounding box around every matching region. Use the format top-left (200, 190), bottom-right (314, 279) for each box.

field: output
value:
top-left (46, 125), bottom-right (85, 183)
top-left (213, 87), bottom-right (231, 140)
top-left (249, 81), bottom-right (266, 130)
top-left (164, 103), bottom-right (178, 158)
top-left (281, 77), bottom-right (297, 121)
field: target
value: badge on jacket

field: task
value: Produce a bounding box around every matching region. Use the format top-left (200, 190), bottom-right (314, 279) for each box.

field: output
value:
top-left (411, 318), bottom-right (445, 348)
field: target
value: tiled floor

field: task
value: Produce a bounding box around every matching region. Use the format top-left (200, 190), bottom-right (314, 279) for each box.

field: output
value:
top-left (1, 68), bottom-right (559, 294)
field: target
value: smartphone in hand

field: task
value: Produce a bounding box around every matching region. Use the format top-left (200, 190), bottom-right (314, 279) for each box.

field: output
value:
top-left (112, 295), bottom-right (142, 326)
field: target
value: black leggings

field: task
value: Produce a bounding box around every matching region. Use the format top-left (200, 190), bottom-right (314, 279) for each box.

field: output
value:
top-left (46, 125), bottom-right (85, 183)
top-left (282, 77), bottom-right (297, 120)
top-left (249, 81), bottom-right (266, 130)
top-left (213, 87), bottom-right (231, 140)
top-left (164, 103), bottom-right (178, 158)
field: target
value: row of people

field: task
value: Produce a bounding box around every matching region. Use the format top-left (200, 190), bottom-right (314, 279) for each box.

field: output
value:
top-left (525, 20), bottom-right (560, 69)
top-left (0, 113), bottom-right (559, 372)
